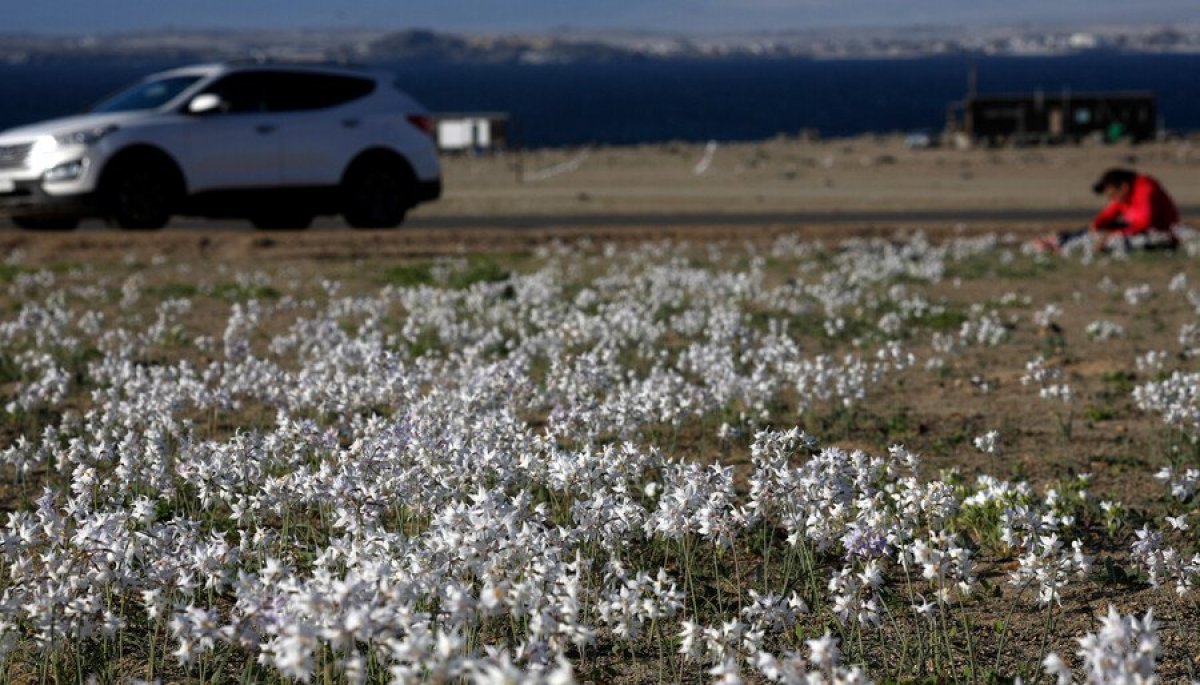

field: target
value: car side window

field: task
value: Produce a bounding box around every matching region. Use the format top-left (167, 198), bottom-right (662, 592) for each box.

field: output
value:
top-left (202, 72), bottom-right (272, 114)
top-left (264, 73), bottom-right (376, 113)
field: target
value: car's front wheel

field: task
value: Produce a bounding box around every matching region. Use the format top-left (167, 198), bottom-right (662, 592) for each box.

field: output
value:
top-left (341, 159), bottom-right (411, 229)
top-left (12, 215), bottom-right (81, 231)
top-left (100, 154), bottom-right (181, 230)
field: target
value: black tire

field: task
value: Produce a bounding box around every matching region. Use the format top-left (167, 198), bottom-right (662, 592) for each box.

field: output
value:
top-left (101, 155), bottom-right (180, 230)
top-left (341, 160), bottom-right (411, 229)
top-left (12, 215), bottom-right (81, 231)
top-left (250, 212), bottom-right (314, 230)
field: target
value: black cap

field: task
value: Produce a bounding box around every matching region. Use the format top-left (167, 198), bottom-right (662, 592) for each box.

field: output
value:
top-left (1092, 168), bottom-right (1137, 195)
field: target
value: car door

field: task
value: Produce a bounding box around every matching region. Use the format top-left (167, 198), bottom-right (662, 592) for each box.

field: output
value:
top-left (180, 71), bottom-right (282, 192)
top-left (270, 72), bottom-right (377, 187)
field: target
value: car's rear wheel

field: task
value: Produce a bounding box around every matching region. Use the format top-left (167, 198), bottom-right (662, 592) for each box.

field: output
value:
top-left (12, 215), bottom-right (81, 231)
top-left (101, 154), bottom-right (180, 230)
top-left (250, 212), bottom-right (314, 230)
top-left (341, 158), bottom-right (411, 229)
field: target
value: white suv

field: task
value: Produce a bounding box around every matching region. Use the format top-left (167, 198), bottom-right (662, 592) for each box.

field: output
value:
top-left (0, 62), bottom-right (442, 230)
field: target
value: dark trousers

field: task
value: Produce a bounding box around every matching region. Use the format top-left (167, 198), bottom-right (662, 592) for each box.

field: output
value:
top-left (1056, 223), bottom-right (1178, 251)
top-left (1056, 227), bottom-right (1093, 247)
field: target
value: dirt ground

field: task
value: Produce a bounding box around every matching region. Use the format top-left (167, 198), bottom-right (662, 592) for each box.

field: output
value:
top-left (420, 135), bottom-right (1200, 218)
top-left (3, 134), bottom-right (1200, 250)
top-left (2, 231), bottom-right (1198, 681)
top-left (1, 137), bottom-right (1199, 681)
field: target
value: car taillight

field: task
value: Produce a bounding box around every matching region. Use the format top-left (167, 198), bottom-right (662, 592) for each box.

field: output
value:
top-left (407, 114), bottom-right (436, 137)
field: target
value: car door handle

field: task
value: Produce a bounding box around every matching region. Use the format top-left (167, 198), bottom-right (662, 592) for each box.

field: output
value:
top-left (255, 124), bottom-right (277, 134)
top-left (342, 119), bottom-right (360, 128)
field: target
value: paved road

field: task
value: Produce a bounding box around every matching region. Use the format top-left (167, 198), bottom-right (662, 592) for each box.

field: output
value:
top-left (403, 207), bottom-right (1151, 230)
top-left (3, 205), bottom-right (1198, 232)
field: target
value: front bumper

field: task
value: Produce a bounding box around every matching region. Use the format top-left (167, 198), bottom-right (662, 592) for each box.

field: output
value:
top-left (0, 179), bottom-right (96, 217)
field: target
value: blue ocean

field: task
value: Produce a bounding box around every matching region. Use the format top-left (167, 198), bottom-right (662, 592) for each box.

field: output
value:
top-left (0, 53), bottom-right (1197, 147)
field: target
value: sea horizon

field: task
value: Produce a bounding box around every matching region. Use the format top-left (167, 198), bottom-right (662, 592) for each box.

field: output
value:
top-left (2, 52), bottom-right (1198, 148)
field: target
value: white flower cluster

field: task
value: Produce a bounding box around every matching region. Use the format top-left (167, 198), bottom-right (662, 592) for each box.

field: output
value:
top-left (972, 430), bottom-right (999, 455)
top-left (1180, 322), bottom-right (1200, 357)
top-left (1043, 606), bottom-right (1159, 684)
top-left (0, 231), bottom-right (1195, 680)
top-left (1134, 371), bottom-right (1200, 437)
top-left (1135, 350), bottom-right (1169, 374)
top-left (1129, 524), bottom-right (1200, 595)
top-left (1084, 320), bottom-right (1124, 341)
top-left (958, 306), bottom-right (1010, 347)
top-left (1123, 284), bottom-right (1153, 306)
top-left (1033, 303), bottom-right (1063, 329)
top-left (1022, 355), bottom-right (1073, 405)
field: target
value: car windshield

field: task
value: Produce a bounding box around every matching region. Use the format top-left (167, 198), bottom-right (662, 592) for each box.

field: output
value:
top-left (91, 75), bottom-right (203, 113)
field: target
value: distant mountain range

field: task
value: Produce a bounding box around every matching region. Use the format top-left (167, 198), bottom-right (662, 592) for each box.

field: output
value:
top-left (3, 26), bottom-right (1200, 65)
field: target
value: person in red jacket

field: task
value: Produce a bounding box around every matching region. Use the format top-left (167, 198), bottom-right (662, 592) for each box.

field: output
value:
top-left (1034, 168), bottom-right (1181, 252)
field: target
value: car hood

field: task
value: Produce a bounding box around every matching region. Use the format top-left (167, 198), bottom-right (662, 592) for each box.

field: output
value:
top-left (0, 112), bottom-right (146, 144)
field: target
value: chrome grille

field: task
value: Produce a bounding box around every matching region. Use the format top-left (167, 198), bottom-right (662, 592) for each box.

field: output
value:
top-left (0, 142), bottom-right (33, 170)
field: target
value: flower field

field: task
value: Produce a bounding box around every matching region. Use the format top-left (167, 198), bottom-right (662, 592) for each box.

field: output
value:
top-left (0, 232), bottom-right (1198, 683)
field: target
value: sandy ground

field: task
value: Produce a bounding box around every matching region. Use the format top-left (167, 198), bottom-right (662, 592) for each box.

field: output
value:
top-left (2, 135), bottom-right (1200, 260)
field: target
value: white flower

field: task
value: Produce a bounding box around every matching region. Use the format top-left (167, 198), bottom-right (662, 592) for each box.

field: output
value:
top-left (1085, 320), bottom-right (1124, 341)
top-left (973, 430), bottom-right (999, 455)
top-left (1042, 652), bottom-right (1071, 685)
top-left (806, 632), bottom-right (840, 669)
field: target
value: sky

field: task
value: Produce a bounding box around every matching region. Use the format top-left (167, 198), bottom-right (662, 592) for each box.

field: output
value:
top-left (6, 0), bottom-right (1197, 34)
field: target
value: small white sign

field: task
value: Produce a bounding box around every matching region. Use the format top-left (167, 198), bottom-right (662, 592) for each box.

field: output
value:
top-left (0, 178), bottom-right (14, 193)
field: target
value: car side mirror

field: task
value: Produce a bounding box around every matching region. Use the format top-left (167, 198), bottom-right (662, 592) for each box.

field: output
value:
top-left (187, 93), bottom-right (224, 115)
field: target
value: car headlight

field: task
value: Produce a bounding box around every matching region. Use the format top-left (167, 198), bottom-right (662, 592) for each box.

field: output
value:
top-left (29, 135), bottom-right (58, 158)
top-left (53, 124), bottom-right (118, 147)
